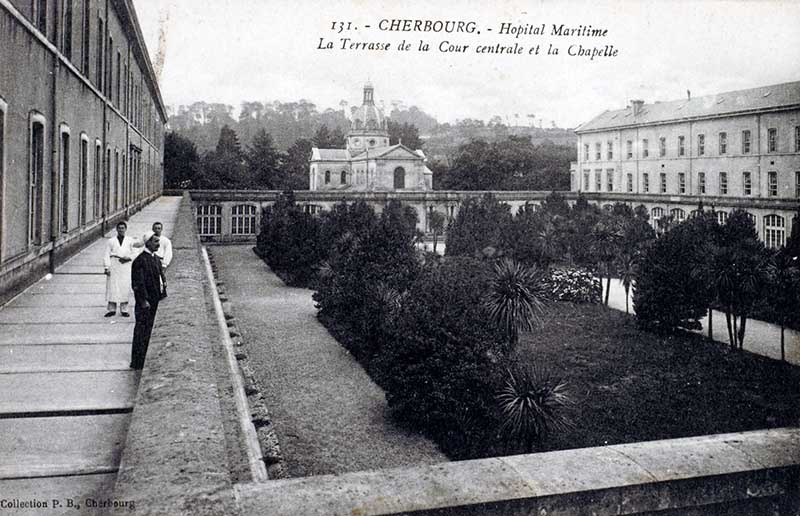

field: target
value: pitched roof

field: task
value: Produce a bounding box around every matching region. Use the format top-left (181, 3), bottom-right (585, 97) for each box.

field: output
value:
top-left (576, 81), bottom-right (800, 133)
top-left (311, 148), bottom-right (350, 161)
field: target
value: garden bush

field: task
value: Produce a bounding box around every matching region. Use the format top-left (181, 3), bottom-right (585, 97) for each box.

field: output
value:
top-left (543, 267), bottom-right (601, 303)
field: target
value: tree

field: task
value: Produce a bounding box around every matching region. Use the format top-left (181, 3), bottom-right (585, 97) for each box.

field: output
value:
top-left (246, 129), bottom-right (283, 188)
top-left (590, 218), bottom-right (623, 306)
top-left (428, 210), bottom-right (446, 254)
top-left (388, 120), bottom-right (423, 149)
top-left (163, 132), bottom-right (200, 188)
top-left (280, 138), bottom-right (313, 190)
top-left (615, 252), bottom-right (638, 314)
top-left (497, 364), bottom-right (571, 453)
top-left (485, 258), bottom-right (547, 350)
top-left (312, 124), bottom-right (344, 148)
top-left (445, 194), bottom-right (513, 258)
top-left (769, 250), bottom-right (800, 360)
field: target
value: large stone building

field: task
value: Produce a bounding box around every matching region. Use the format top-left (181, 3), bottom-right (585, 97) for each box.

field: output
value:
top-left (309, 83), bottom-right (433, 191)
top-left (0, 0), bottom-right (167, 302)
top-left (571, 81), bottom-right (800, 248)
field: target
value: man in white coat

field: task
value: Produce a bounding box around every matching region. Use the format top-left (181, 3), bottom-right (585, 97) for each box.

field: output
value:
top-left (103, 221), bottom-right (142, 317)
top-left (152, 221), bottom-right (172, 292)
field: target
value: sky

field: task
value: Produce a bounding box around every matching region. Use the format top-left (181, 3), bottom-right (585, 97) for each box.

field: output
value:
top-left (132, 0), bottom-right (800, 128)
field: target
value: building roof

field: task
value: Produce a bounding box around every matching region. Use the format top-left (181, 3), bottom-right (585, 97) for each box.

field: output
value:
top-left (575, 81), bottom-right (800, 133)
top-left (311, 148), bottom-right (351, 161)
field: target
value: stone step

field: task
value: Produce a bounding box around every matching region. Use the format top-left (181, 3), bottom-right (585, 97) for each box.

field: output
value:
top-left (0, 473), bottom-right (118, 515)
top-left (0, 343), bottom-right (131, 373)
top-left (0, 371), bottom-right (138, 414)
top-left (0, 414), bottom-right (130, 478)
top-left (0, 323), bottom-right (133, 345)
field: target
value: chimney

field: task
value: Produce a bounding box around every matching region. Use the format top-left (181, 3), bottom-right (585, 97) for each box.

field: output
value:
top-left (687, 89), bottom-right (691, 100)
top-left (631, 99), bottom-right (645, 116)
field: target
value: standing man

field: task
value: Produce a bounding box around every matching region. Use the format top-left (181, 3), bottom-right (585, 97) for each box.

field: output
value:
top-left (130, 231), bottom-right (163, 370)
top-left (152, 221), bottom-right (172, 292)
top-left (103, 221), bottom-right (141, 317)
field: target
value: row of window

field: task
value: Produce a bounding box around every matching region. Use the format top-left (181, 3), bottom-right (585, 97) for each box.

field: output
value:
top-left (321, 167), bottom-right (408, 189)
top-left (581, 169), bottom-right (800, 197)
top-left (1, 103), bottom-right (157, 260)
top-left (648, 209), bottom-right (787, 249)
top-left (28, 0), bottom-right (160, 145)
top-left (583, 126), bottom-right (800, 161)
top-left (196, 204), bottom-right (258, 236)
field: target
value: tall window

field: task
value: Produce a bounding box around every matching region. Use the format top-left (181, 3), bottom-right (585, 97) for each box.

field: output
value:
top-left (764, 215), bottom-right (785, 249)
top-left (595, 142), bottom-right (601, 160)
top-left (768, 171), bottom-right (778, 197)
top-left (196, 205), bottom-right (222, 235)
top-left (718, 132), bottom-right (727, 154)
top-left (742, 130), bottom-right (751, 154)
top-left (79, 136), bottom-right (88, 226)
top-left (60, 129), bottom-right (70, 233)
top-left (104, 148), bottom-right (111, 214)
top-left (796, 171), bottom-right (800, 198)
top-left (643, 173), bottom-right (649, 193)
top-left (678, 136), bottom-right (685, 156)
top-left (651, 207), bottom-right (664, 226)
top-left (659, 172), bottom-right (666, 193)
top-left (719, 172), bottom-right (728, 195)
top-left (324, 170), bottom-right (330, 184)
top-left (393, 167), bottom-right (405, 189)
top-left (594, 170), bottom-right (601, 191)
top-left (768, 128), bottom-right (777, 152)
top-left (606, 169), bottom-right (614, 192)
top-left (659, 137), bottom-right (666, 157)
top-left (678, 172), bottom-right (686, 194)
top-left (114, 150), bottom-right (119, 210)
top-left (94, 141), bottom-right (101, 219)
top-left (626, 173), bottom-right (633, 193)
top-left (698, 172), bottom-right (706, 194)
top-left (116, 52), bottom-right (122, 106)
top-left (29, 116), bottom-right (46, 246)
top-left (106, 36), bottom-right (113, 98)
top-left (96, 17), bottom-right (104, 90)
top-left (340, 170), bottom-right (347, 185)
top-left (583, 144), bottom-right (589, 161)
top-left (716, 211), bottom-right (728, 225)
top-left (62, 0), bottom-right (73, 60)
top-left (626, 140), bottom-right (632, 159)
top-left (231, 204), bottom-right (257, 235)
top-left (743, 171), bottom-right (752, 196)
top-left (583, 170), bottom-right (589, 191)
top-left (33, 0), bottom-right (47, 33)
top-left (642, 139), bottom-right (649, 158)
top-left (670, 208), bottom-right (686, 224)
top-left (698, 134), bottom-right (705, 155)
top-left (795, 126), bottom-right (800, 152)
top-left (81, 0), bottom-right (90, 75)
top-left (606, 141), bottom-right (613, 160)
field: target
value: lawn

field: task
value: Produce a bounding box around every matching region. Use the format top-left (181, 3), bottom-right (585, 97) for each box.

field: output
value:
top-left (516, 302), bottom-right (800, 452)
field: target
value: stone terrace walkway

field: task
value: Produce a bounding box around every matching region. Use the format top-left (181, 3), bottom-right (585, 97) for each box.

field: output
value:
top-left (212, 245), bottom-right (446, 477)
top-left (0, 197), bottom-right (180, 513)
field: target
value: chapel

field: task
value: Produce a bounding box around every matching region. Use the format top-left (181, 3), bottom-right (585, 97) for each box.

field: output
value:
top-left (309, 83), bottom-right (433, 191)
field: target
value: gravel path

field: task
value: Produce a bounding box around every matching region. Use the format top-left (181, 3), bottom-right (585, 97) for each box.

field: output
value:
top-left (212, 245), bottom-right (446, 477)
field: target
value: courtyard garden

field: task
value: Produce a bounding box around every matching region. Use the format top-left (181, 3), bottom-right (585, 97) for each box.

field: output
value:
top-left (255, 191), bottom-right (800, 461)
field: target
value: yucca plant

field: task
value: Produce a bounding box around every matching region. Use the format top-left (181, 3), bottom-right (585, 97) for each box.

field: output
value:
top-left (496, 364), bottom-right (572, 453)
top-left (485, 258), bottom-right (546, 350)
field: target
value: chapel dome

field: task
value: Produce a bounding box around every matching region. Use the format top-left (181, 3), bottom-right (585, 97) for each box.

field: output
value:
top-left (351, 82), bottom-right (387, 132)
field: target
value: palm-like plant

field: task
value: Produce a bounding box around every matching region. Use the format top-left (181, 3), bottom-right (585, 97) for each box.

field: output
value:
top-left (497, 364), bottom-right (572, 453)
top-left (615, 252), bottom-right (638, 314)
top-left (485, 258), bottom-right (546, 350)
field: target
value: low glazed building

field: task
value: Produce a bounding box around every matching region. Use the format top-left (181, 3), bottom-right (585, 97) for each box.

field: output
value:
top-left (309, 83), bottom-right (433, 191)
top-left (571, 81), bottom-right (800, 247)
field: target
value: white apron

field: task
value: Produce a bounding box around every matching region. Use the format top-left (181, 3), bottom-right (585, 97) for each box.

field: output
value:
top-left (104, 236), bottom-right (139, 303)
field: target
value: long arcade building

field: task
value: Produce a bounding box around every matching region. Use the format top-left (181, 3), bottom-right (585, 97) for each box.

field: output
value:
top-left (0, 0), bottom-right (167, 302)
top-left (571, 81), bottom-right (800, 248)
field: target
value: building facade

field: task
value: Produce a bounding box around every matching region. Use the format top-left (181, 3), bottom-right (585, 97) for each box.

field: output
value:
top-left (571, 81), bottom-right (800, 247)
top-left (0, 0), bottom-right (167, 302)
top-left (310, 83), bottom-right (433, 191)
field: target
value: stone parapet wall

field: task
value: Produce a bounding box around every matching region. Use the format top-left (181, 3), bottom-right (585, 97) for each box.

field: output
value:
top-left (112, 192), bottom-right (240, 515)
top-left (234, 428), bottom-right (800, 515)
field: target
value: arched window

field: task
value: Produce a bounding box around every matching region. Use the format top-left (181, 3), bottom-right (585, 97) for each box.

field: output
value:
top-left (716, 211), bottom-right (728, 225)
top-left (340, 170), bottom-right (347, 185)
top-left (651, 207), bottom-right (664, 221)
top-left (393, 167), bottom-right (405, 189)
top-left (690, 209), bottom-right (703, 219)
top-left (324, 170), bottom-right (330, 185)
top-left (670, 208), bottom-right (686, 223)
top-left (764, 215), bottom-right (786, 249)
top-left (196, 204), bottom-right (222, 236)
top-left (231, 204), bottom-right (257, 235)
top-left (29, 114), bottom-right (46, 245)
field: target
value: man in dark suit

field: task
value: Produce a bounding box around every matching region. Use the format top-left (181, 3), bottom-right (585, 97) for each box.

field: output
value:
top-left (130, 230), bottom-right (163, 370)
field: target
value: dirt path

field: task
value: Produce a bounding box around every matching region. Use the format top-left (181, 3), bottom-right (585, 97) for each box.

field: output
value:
top-left (211, 245), bottom-right (446, 477)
